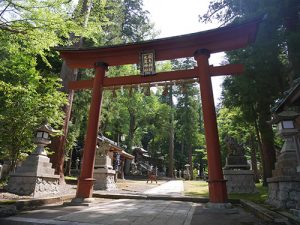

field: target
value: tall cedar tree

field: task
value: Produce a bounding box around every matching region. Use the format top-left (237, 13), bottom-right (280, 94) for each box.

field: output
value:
top-left (200, 0), bottom-right (300, 185)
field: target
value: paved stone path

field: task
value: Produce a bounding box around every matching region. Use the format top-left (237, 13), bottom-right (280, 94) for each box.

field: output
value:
top-left (0, 199), bottom-right (266, 225)
top-left (0, 180), bottom-right (266, 225)
top-left (60, 199), bottom-right (195, 225)
top-left (1, 199), bottom-right (196, 225)
top-left (143, 180), bottom-right (184, 196)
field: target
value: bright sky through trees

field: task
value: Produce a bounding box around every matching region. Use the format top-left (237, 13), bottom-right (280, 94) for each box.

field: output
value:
top-left (143, 0), bottom-right (226, 105)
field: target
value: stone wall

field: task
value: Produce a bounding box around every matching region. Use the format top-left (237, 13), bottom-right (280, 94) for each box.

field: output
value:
top-left (94, 168), bottom-right (117, 191)
top-left (267, 177), bottom-right (300, 209)
top-left (6, 148), bottom-right (60, 198)
top-left (266, 136), bottom-right (300, 209)
top-left (7, 176), bottom-right (60, 198)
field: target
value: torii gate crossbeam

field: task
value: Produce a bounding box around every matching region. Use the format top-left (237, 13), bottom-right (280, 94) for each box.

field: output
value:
top-left (68, 64), bottom-right (244, 90)
top-left (56, 17), bottom-right (262, 204)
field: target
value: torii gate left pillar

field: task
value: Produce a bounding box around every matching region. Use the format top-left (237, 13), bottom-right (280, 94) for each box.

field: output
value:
top-left (76, 62), bottom-right (107, 200)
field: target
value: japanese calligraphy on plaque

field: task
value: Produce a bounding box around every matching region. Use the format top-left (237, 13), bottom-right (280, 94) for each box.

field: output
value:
top-left (140, 50), bottom-right (156, 76)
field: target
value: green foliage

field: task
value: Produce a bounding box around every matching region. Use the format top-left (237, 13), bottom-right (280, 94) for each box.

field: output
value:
top-left (66, 0), bottom-right (158, 159)
top-left (218, 107), bottom-right (250, 152)
top-left (184, 181), bottom-right (268, 204)
top-left (184, 180), bottom-right (209, 198)
top-left (0, 0), bottom-right (77, 169)
top-left (172, 59), bottom-right (204, 171)
top-left (0, 72), bottom-right (66, 169)
top-left (90, 0), bottom-right (158, 46)
top-left (66, 70), bottom-right (93, 153)
top-left (229, 183), bottom-right (268, 204)
top-left (175, 83), bottom-right (202, 147)
top-left (201, 0), bottom-right (300, 184)
top-left (101, 84), bottom-right (172, 154)
top-left (64, 176), bottom-right (78, 181)
top-left (0, 0), bottom-right (160, 173)
top-left (193, 148), bottom-right (207, 174)
top-left (121, 0), bottom-right (156, 42)
top-left (0, 200), bottom-right (16, 205)
top-left (0, 0), bottom-right (93, 62)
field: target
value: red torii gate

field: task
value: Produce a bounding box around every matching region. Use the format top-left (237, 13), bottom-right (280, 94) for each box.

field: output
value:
top-left (57, 18), bottom-right (261, 203)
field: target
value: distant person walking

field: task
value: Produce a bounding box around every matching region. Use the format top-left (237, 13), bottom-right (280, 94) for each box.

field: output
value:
top-left (147, 166), bottom-right (157, 184)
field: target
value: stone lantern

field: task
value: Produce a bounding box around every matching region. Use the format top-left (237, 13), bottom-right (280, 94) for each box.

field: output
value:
top-left (6, 123), bottom-right (60, 198)
top-left (174, 169), bottom-right (177, 178)
top-left (267, 112), bottom-right (300, 209)
top-left (184, 164), bottom-right (191, 180)
top-left (34, 124), bottom-right (57, 155)
top-left (178, 170), bottom-right (182, 179)
top-left (93, 134), bottom-right (134, 191)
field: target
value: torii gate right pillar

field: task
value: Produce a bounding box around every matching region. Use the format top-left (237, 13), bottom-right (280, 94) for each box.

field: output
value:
top-left (194, 49), bottom-right (228, 203)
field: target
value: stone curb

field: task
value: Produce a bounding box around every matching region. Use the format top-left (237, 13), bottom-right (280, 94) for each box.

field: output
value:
top-left (92, 192), bottom-right (240, 204)
top-left (0, 194), bottom-right (75, 217)
top-left (276, 210), bottom-right (300, 225)
top-left (0, 205), bottom-right (17, 217)
top-left (240, 199), bottom-right (292, 225)
top-left (92, 192), bottom-right (210, 202)
top-left (14, 195), bottom-right (75, 210)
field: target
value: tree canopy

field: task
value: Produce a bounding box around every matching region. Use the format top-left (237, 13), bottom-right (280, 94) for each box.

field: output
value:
top-left (201, 0), bottom-right (300, 184)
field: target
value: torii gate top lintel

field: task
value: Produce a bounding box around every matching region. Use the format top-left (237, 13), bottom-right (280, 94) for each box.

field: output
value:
top-left (57, 17), bottom-right (262, 68)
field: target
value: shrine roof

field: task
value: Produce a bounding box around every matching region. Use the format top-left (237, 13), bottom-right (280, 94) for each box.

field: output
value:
top-left (272, 78), bottom-right (300, 114)
top-left (97, 134), bottom-right (134, 159)
top-left (56, 16), bottom-right (263, 68)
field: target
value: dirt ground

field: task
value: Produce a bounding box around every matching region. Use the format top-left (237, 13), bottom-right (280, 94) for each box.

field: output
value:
top-left (0, 191), bottom-right (32, 201)
top-left (0, 178), bottom-right (167, 201)
top-left (116, 179), bottom-right (165, 193)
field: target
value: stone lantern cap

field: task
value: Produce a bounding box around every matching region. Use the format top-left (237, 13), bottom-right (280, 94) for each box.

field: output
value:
top-left (270, 110), bottom-right (300, 124)
top-left (36, 124), bottom-right (58, 135)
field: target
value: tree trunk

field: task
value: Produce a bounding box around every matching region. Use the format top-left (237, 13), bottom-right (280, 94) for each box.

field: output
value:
top-left (65, 147), bottom-right (74, 176)
top-left (284, 0), bottom-right (300, 85)
top-left (252, 105), bottom-right (265, 183)
top-left (168, 86), bottom-right (174, 178)
top-left (188, 145), bottom-right (193, 180)
top-left (50, 87), bottom-right (75, 184)
top-left (258, 110), bottom-right (276, 186)
top-left (127, 112), bottom-right (136, 153)
top-left (249, 134), bottom-right (260, 183)
top-left (49, 0), bottom-right (93, 184)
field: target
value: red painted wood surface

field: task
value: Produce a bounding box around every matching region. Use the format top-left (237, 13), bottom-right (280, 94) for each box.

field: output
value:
top-left (76, 63), bottom-right (107, 198)
top-left (194, 49), bottom-right (228, 203)
top-left (57, 18), bottom-right (261, 68)
top-left (68, 64), bottom-right (244, 90)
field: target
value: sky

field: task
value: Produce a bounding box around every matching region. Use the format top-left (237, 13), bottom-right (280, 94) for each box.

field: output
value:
top-left (143, 0), bottom-right (226, 105)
